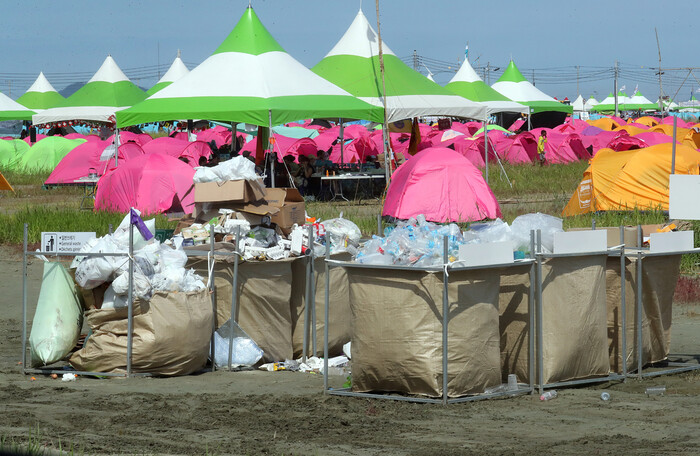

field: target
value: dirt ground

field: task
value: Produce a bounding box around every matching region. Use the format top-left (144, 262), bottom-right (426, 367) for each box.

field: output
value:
top-left (2, 246), bottom-right (700, 456)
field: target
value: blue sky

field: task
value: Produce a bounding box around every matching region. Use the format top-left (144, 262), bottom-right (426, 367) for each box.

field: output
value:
top-left (2, 0), bottom-right (699, 102)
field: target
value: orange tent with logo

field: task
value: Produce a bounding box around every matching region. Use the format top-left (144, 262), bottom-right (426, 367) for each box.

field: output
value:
top-left (587, 117), bottom-right (622, 131)
top-left (562, 143), bottom-right (700, 216)
top-left (0, 171), bottom-right (13, 191)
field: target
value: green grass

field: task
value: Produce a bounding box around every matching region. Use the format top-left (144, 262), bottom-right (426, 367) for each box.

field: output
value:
top-left (0, 168), bottom-right (52, 186)
top-left (0, 206), bottom-right (177, 245)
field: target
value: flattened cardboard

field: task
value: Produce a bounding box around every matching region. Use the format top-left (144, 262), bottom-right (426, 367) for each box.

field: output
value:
top-left (264, 188), bottom-right (305, 230)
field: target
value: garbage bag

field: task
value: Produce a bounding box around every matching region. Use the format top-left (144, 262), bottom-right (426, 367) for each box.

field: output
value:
top-left (74, 235), bottom-right (124, 289)
top-left (29, 262), bottom-right (83, 366)
top-left (511, 213), bottom-right (563, 253)
top-left (322, 218), bottom-right (362, 253)
top-left (213, 319), bottom-right (264, 367)
top-left (101, 284), bottom-right (129, 310)
top-left (112, 270), bottom-right (152, 299)
top-left (112, 210), bottom-right (156, 251)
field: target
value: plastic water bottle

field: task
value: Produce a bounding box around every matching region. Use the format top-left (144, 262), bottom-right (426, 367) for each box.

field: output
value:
top-left (540, 390), bottom-right (558, 401)
top-left (646, 386), bottom-right (666, 396)
top-left (600, 391), bottom-right (611, 401)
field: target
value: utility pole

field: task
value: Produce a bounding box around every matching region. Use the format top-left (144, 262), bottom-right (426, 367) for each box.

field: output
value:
top-left (655, 28), bottom-right (665, 115)
top-left (532, 69), bottom-right (535, 86)
top-left (486, 62), bottom-right (490, 84)
top-left (412, 50), bottom-right (418, 71)
top-left (576, 66), bottom-right (580, 97)
top-left (614, 60), bottom-right (619, 117)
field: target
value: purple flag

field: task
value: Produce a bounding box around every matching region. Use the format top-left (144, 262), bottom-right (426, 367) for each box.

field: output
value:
top-left (130, 208), bottom-right (154, 241)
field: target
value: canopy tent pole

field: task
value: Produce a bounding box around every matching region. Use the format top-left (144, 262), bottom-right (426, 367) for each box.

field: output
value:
top-left (376, 0), bottom-right (392, 183)
top-left (230, 122), bottom-right (237, 154)
top-left (339, 120), bottom-right (345, 166)
top-left (114, 127), bottom-right (120, 167)
top-left (527, 108), bottom-right (531, 131)
top-left (268, 110), bottom-right (275, 188)
top-left (483, 110), bottom-right (489, 185)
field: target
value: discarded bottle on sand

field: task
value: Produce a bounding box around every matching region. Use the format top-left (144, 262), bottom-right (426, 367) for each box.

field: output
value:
top-left (646, 386), bottom-right (666, 396)
top-left (540, 390), bottom-right (558, 401)
top-left (600, 391), bottom-right (611, 401)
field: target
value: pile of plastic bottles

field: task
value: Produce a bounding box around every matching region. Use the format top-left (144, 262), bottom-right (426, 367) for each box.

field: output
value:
top-left (355, 215), bottom-right (464, 267)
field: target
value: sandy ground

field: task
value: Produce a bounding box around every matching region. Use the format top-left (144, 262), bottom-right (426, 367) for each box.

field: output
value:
top-left (2, 246), bottom-right (700, 455)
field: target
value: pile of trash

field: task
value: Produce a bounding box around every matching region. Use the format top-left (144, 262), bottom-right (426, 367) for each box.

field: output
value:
top-left (354, 213), bottom-right (563, 266)
top-left (176, 214), bottom-right (362, 262)
top-left (193, 156), bottom-right (258, 183)
top-left (73, 210), bottom-right (206, 309)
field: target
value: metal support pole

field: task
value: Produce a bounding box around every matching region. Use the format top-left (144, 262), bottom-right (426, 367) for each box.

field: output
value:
top-left (228, 226), bottom-right (240, 370)
top-left (209, 228), bottom-right (216, 371)
top-left (377, 213), bottom-right (382, 236)
top-left (21, 224), bottom-right (28, 370)
top-left (310, 226), bottom-right (317, 356)
top-left (528, 230), bottom-right (536, 392)
top-left (339, 121), bottom-right (345, 166)
top-left (536, 230), bottom-right (544, 395)
top-left (620, 226), bottom-right (627, 380)
top-left (442, 235), bottom-right (449, 405)
top-left (323, 242), bottom-right (331, 394)
top-left (114, 128), bottom-right (120, 167)
top-left (671, 116), bottom-right (677, 174)
top-left (108, 223), bottom-right (113, 235)
top-left (126, 223), bottom-right (134, 376)
top-left (268, 110), bottom-right (275, 188)
top-left (592, 219), bottom-right (596, 230)
top-left (302, 224), bottom-right (313, 361)
top-left (637, 225), bottom-right (642, 250)
top-left (636, 249), bottom-right (643, 379)
top-left (527, 108), bottom-right (532, 131)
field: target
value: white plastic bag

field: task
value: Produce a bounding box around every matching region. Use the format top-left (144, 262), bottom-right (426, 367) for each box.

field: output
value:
top-left (213, 319), bottom-right (264, 367)
top-left (181, 269), bottom-right (206, 292)
top-left (112, 270), bottom-right (152, 299)
top-left (151, 268), bottom-right (186, 292)
top-left (112, 210), bottom-right (156, 251)
top-left (158, 244), bottom-right (188, 271)
top-left (29, 262), bottom-right (83, 367)
top-left (193, 156), bottom-right (258, 183)
top-left (511, 213), bottom-right (563, 253)
top-left (101, 285), bottom-right (128, 310)
top-left (322, 218), bottom-right (362, 253)
top-left (74, 235), bottom-right (124, 289)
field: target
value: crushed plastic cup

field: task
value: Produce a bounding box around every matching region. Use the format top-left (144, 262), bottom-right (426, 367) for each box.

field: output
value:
top-left (62, 373), bottom-right (77, 382)
top-left (600, 391), bottom-right (611, 401)
top-left (507, 374), bottom-right (518, 391)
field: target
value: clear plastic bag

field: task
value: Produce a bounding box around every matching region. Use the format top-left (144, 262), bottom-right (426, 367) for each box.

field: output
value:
top-left (213, 319), bottom-right (264, 367)
top-left (511, 213), bottom-right (563, 253)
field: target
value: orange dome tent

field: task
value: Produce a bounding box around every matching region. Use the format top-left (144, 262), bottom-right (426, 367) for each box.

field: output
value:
top-left (587, 117), bottom-right (621, 131)
top-left (649, 124), bottom-right (691, 141)
top-left (615, 124), bottom-right (648, 136)
top-left (562, 143), bottom-right (700, 216)
top-left (634, 116), bottom-right (659, 127)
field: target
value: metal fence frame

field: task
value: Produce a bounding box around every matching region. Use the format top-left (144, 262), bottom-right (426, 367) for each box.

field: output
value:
top-left (321, 234), bottom-right (537, 405)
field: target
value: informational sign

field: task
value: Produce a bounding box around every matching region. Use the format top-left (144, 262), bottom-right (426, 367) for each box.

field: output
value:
top-left (649, 231), bottom-right (694, 254)
top-left (553, 230), bottom-right (607, 254)
top-left (669, 175), bottom-right (700, 220)
top-left (41, 232), bottom-right (96, 254)
top-left (458, 241), bottom-right (514, 267)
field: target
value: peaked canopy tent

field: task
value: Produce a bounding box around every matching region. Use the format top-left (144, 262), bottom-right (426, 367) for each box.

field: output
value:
top-left (444, 58), bottom-right (527, 117)
top-left (490, 60), bottom-right (571, 128)
top-left (625, 91), bottom-right (657, 111)
top-left (572, 95), bottom-right (586, 112)
top-left (0, 91), bottom-right (35, 121)
top-left (311, 10), bottom-right (487, 123)
top-left (33, 55), bottom-right (147, 125)
top-left (591, 92), bottom-right (631, 113)
top-left (117, 7), bottom-right (383, 128)
top-left (584, 96), bottom-right (599, 111)
top-left (16, 72), bottom-right (65, 110)
top-left (146, 53), bottom-right (190, 96)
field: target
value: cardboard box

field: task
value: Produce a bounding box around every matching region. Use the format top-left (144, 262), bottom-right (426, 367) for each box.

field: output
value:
top-left (264, 188), bottom-right (306, 231)
top-left (194, 178), bottom-right (265, 203)
top-left (193, 201), bottom-right (278, 226)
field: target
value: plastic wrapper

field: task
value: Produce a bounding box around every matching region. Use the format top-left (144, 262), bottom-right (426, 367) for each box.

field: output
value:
top-left (510, 213), bottom-right (563, 253)
top-left (112, 210), bottom-right (156, 251)
top-left (322, 218), bottom-right (362, 254)
top-left (151, 268), bottom-right (186, 292)
top-left (112, 270), bottom-right (152, 299)
top-left (101, 285), bottom-right (128, 310)
top-left (193, 156), bottom-right (258, 183)
top-left (212, 319), bottom-right (264, 367)
top-left (158, 244), bottom-right (188, 271)
top-left (74, 236), bottom-right (125, 289)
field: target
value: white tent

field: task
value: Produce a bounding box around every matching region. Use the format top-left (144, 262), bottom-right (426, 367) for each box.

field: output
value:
top-left (146, 52), bottom-right (190, 96)
top-left (312, 10), bottom-right (487, 122)
top-left (33, 55), bottom-right (146, 124)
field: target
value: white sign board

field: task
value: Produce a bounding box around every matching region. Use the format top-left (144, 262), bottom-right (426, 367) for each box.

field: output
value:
top-left (458, 241), bottom-right (514, 267)
top-left (669, 175), bottom-right (700, 220)
top-left (41, 232), bottom-right (96, 254)
top-left (553, 230), bottom-right (608, 254)
top-left (649, 231), bottom-right (694, 253)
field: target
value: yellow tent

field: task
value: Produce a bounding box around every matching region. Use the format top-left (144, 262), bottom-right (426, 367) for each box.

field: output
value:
top-left (649, 124), bottom-right (691, 141)
top-left (0, 171), bottom-right (13, 192)
top-left (683, 128), bottom-right (700, 149)
top-left (615, 124), bottom-right (648, 136)
top-left (587, 117), bottom-right (622, 131)
top-left (634, 116), bottom-right (659, 127)
top-left (563, 143), bottom-right (700, 216)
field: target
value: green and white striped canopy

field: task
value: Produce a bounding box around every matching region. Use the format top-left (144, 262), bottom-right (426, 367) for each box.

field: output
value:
top-left (591, 92), bottom-right (630, 113)
top-left (0, 91), bottom-right (35, 121)
top-left (118, 7), bottom-right (382, 127)
top-left (33, 55), bottom-right (147, 124)
top-left (625, 91), bottom-right (657, 111)
top-left (312, 10), bottom-right (487, 122)
top-left (16, 72), bottom-right (65, 110)
top-left (146, 53), bottom-right (190, 96)
top-left (491, 60), bottom-right (572, 114)
top-left (445, 59), bottom-right (527, 114)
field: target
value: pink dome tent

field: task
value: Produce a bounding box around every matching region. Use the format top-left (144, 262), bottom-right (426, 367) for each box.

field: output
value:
top-left (383, 147), bottom-right (501, 223)
top-left (499, 132), bottom-right (538, 164)
top-left (328, 136), bottom-right (378, 163)
top-left (142, 137), bottom-right (212, 166)
top-left (95, 153), bottom-right (195, 215)
top-left (634, 131), bottom-right (678, 147)
top-left (45, 140), bottom-right (110, 184)
top-left (606, 134), bottom-right (648, 151)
